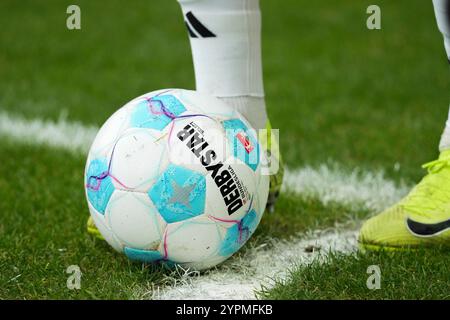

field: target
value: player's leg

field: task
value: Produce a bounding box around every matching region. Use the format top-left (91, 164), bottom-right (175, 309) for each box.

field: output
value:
top-left (87, 0), bottom-right (284, 239)
top-left (178, 0), bottom-right (266, 130)
top-left (178, 0), bottom-right (284, 211)
top-left (358, 0), bottom-right (450, 249)
top-left (437, 0), bottom-right (450, 150)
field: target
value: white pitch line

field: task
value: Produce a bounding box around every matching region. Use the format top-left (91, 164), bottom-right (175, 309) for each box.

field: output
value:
top-left (150, 229), bottom-right (359, 300)
top-left (0, 111), bottom-right (409, 212)
top-left (0, 111), bottom-right (97, 154)
top-left (283, 165), bottom-right (410, 213)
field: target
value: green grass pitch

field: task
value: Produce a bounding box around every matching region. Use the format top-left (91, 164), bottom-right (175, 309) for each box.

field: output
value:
top-left (0, 0), bottom-right (449, 299)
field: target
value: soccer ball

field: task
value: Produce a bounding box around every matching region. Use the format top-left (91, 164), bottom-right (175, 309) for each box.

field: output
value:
top-left (84, 89), bottom-right (269, 270)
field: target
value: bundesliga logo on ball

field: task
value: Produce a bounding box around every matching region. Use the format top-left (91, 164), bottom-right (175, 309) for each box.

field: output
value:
top-left (84, 89), bottom-right (269, 270)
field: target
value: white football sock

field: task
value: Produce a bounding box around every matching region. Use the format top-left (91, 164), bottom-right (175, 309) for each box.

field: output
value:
top-left (178, 0), bottom-right (267, 130)
top-left (433, 0), bottom-right (450, 60)
top-left (440, 111), bottom-right (450, 152)
top-left (433, 0), bottom-right (450, 151)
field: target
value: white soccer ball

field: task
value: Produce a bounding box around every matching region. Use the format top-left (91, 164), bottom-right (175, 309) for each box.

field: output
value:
top-left (84, 89), bottom-right (269, 270)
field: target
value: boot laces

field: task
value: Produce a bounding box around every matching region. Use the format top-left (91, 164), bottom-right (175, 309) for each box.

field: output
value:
top-left (402, 158), bottom-right (450, 216)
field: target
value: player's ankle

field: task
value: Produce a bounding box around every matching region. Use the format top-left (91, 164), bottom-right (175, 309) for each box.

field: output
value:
top-left (218, 96), bottom-right (267, 131)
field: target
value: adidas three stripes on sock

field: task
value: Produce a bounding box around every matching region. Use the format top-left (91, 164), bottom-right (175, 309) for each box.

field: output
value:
top-left (178, 0), bottom-right (268, 130)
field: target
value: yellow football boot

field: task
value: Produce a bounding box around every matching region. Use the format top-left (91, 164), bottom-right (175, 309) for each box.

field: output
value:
top-left (359, 150), bottom-right (450, 250)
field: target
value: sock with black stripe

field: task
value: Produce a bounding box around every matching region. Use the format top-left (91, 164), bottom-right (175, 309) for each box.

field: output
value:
top-left (178, 0), bottom-right (267, 130)
top-left (434, 0), bottom-right (450, 151)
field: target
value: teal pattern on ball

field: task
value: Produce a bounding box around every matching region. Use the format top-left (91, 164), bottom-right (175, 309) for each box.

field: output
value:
top-left (219, 209), bottom-right (259, 256)
top-left (124, 247), bottom-right (164, 263)
top-left (148, 164), bottom-right (206, 223)
top-left (85, 158), bottom-right (115, 214)
top-left (222, 119), bottom-right (260, 171)
top-left (131, 94), bottom-right (186, 130)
